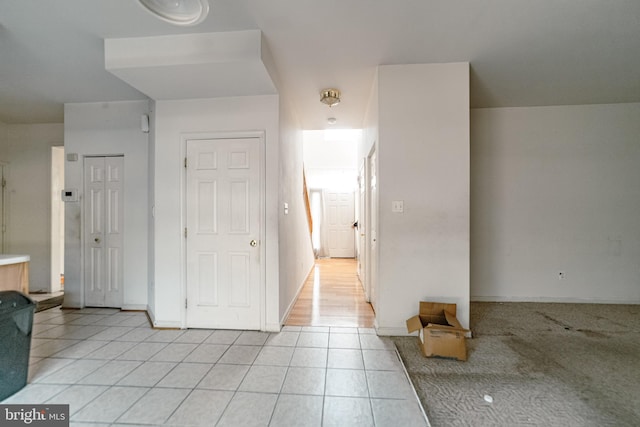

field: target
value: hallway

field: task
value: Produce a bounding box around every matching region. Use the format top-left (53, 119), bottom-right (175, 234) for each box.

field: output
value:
top-left (285, 258), bottom-right (375, 328)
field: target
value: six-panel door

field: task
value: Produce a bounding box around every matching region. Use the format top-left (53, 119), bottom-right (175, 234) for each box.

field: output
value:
top-left (185, 138), bottom-right (262, 329)
top-left (83, 156), bottom-right (124, 308)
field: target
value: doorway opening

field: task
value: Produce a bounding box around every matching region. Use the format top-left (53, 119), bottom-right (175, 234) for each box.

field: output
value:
top-left (303, 129), bottom-right (360, 259)
top-left (50, 146), bottom-right (64, 292)
top-left (292, 129), bottom-right (374, 326)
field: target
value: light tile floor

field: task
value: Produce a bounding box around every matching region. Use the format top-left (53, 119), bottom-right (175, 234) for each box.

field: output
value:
top-left (3, 307), bottom-right (429, 426)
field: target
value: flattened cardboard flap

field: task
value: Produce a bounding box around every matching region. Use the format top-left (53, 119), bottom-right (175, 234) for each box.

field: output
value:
top-left (444, 310), bottom-right (467, 331)
top-left (419, 301), bottom-right (457, 314)
top-left (406, 315), bottom-right (423, 334)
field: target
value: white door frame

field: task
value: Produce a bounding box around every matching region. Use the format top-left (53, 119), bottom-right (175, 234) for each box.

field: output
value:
top-left (367, 145), bottom-right (378, 314)
top-left (358, 159), bottom-right (369, 301)
top-left (180, 131), bottom-right (266, 330)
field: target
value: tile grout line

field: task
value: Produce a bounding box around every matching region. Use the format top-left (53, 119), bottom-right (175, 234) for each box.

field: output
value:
top-left (356, 328), bottom-right (377, 426)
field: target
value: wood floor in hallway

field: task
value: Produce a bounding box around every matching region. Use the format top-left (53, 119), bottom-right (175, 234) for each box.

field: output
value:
top-left (285, 258), bottom-right (375, 328)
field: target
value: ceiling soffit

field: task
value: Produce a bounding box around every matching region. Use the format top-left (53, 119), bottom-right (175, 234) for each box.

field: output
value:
top-left (105, 30), bottom-right (277, 100)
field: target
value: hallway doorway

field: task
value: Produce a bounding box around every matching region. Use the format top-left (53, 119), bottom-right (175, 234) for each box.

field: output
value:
top-left (299, 130), bottom-right (372, 328)
top-left (285, 258), bottom-right (374, 327)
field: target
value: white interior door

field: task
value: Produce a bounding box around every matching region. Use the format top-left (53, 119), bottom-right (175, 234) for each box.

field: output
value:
top-left (369, 149), bottom-right (378, 313)
top-left (186, 137), bottom-right (262, 330)
top-left (327, 191), bottom-right (355, 258)
top-left (84, 156), bottom-right (124, 307)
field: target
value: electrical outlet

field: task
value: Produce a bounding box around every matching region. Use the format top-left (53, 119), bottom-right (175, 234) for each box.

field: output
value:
top-left (558, 271), bottom-right (566, 280)
top-left (392, 200), bottom-right (404, 213)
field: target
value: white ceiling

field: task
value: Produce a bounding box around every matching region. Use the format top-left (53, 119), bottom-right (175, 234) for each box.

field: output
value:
top-left (1, 1), bottom-right (639, 129)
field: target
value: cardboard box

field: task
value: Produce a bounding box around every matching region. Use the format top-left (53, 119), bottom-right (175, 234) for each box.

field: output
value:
top-left (406, 301), bottom-right (469, 361)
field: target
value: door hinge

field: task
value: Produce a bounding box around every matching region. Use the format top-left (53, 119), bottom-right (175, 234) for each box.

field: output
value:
top-left (185, 299), bottom-right (188, 309)
top-left (184, 227), bottom-right (187, 238)
top-left (184, 157), bottom-right (187, 168)
top-left (1, 178), bottom-right (6, 188)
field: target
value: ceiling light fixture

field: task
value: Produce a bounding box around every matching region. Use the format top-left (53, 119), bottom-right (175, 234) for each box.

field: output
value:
top-left (138, 0), bottom-right (210, 26)
top-left (327, 117), bottom-right (337, 125)
top-left (320, 89), bottom-right (341, 107)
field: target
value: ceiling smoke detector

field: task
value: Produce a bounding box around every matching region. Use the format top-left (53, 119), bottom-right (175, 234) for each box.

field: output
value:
top-left (138, 0), bottom-right (210, 26)
top-left (320, 89), bottom-right (341, 107)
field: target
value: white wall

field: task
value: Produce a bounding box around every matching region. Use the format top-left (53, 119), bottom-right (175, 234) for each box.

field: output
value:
top-left (64, 101), bottom-right (149, 309)
top-left (278, 101), bottom-right (316, 324)
top-left (262, 38), bottom-right (315, 328)
top-left (1, 124), bottom-right (64, 291)
top-left (472, 103), bottom-right (640, 303)
top-left (376, 63), bottom-right (470, 333)
top-left (152, 96), bottom-right (282, 329)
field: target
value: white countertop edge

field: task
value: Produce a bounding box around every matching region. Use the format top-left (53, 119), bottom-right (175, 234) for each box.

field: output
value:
top-left (0, 255), bottom-right (30, 266)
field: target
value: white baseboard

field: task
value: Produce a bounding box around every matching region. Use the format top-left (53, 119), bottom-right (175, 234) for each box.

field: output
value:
top-left (146, 305), bottom-right (156, 325)
top-left (375, 326), bottom-right (412, 336)
top-left (151, 320), bottom-right (182, 329)
top-left (121, 304), bottom-right (147, 311)
top-left (61, 303), bottom-right (82, 309)
top-left (147, 306), bottom-right (181, 329)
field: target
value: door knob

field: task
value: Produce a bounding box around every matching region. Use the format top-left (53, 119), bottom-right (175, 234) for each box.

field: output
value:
top-left (250, 239), bottom-right (258, 247)
top-left (94, 237), bottom-right (101, 243)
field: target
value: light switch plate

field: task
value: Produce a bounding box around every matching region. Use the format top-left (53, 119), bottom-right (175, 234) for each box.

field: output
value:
top-left (392, 200), bottom-right (404, 213)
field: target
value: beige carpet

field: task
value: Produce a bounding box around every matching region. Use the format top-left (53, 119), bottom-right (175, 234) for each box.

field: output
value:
top-left (393, 302), bottom-right (640, 427)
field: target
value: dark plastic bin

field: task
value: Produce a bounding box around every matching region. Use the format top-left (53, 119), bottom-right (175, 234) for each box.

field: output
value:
top-left (0, 291), bottom-right (35, 401)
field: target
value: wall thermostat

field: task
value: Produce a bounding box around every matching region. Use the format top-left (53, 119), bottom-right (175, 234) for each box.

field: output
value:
top-left (61, 189), bottom-right (78, 202)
